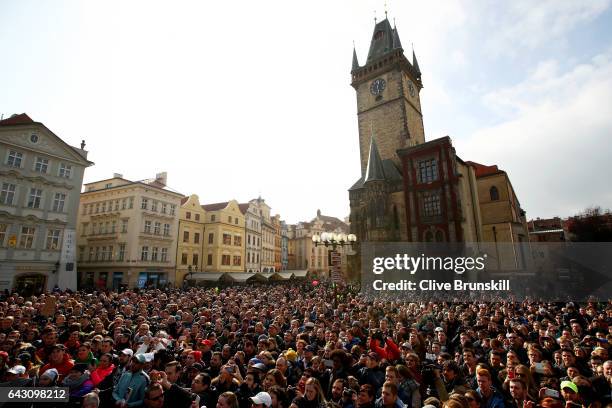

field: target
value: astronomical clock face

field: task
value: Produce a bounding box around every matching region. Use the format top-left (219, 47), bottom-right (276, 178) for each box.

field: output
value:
top-left (370, 78), bottom-right (386, 95)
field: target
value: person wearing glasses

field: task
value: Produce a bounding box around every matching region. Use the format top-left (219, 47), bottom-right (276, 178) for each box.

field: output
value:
top-left (144, 382), bottom-right (165, 408)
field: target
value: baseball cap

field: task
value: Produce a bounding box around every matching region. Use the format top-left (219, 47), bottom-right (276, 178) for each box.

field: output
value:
top-left (252, 363), bottom-right (266, 371)
top-left (133, 353), bottom-right (147, 364)
top-left (201, 339), bottom-right (212, 347)
top-left (250, 392), bottom-right (272, 407)
top-left (305, 345), bottom-right (316, 353)
top-left (41, 368), bottom-right (58, 381)
top-left (120, 348), bottom-right (134, 357)
top-left (434, 327), bottom-right (444, 332)
top-left (560, 380), bottom-right (578, 393)
top-left (71, 363), bottom-right (88, 374)
top-left (7, 365), bottom-right (26, 375)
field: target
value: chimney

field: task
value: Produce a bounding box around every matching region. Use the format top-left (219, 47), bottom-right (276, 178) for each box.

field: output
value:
top-left (155, 172), bottom-right (168, 186)
top-left (113, 173), bottom-right (123, 179)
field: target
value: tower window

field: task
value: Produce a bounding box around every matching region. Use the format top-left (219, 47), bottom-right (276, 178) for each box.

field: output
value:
top-left (423, 193), bottom-right (441, 217)
top-left (490, 186), bottom-right (500, 201)
top-left (374, 30), bottom-right (385, 41)
top-left (418, 159), bottom-right (438, 183)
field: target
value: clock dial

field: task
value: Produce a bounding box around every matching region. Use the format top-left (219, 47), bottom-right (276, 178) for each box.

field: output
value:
top-left (370, 78), bottom-right (386, 95)
top-left (408, 82), bottom-right (416, 97)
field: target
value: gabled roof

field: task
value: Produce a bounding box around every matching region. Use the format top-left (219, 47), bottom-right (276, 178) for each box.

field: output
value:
top-left (349, 158), bottom-right (402, 191)
top-left (201, 202), bottom-right (229, 211)
top-left (465, 161), bottom-right (502, 177)
top-left (0, 113), bottom-right (34, 126)
top-left (180, 196), bottom-right (190, 205)
top-left (0, 113), bottom-right (93, 166)
top-left (238, 203), bottom-right (249, 214)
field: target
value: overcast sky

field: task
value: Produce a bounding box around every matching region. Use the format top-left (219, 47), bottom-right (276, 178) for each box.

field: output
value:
top-left (1, 1), bottom-right (611, 224)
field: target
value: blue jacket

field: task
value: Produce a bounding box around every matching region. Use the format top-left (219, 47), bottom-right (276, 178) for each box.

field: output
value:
top-left (112, 369), bottom-right (150, 408)
top-left (477, 387), bottom-right (506, 408)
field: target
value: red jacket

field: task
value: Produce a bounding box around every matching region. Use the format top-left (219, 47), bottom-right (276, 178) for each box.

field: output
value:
top-left (40, 354), bottom-right (74, 382)
top-left (90, 364), bottom-right (115, 386)
top-left (369, 337), bottom-right (401, 361)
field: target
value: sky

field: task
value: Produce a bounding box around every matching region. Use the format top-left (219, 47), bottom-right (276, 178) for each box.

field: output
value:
top-left (1, 0), bottom-right (611, 224)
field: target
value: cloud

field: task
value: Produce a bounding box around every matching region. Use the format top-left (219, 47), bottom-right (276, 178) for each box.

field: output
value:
top-left (458, 48), bottom-right (612, 218)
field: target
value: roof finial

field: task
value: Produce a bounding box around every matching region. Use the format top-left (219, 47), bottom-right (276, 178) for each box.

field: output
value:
top-left (393, 17), bottom-right (396, 27)
top-left (374, 10), bottom-right (377, 24)
top-left (384, 1), bottom-right (388, 19)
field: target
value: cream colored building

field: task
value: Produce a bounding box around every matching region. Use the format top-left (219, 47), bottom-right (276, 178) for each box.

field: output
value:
top-left (259, 199), bottom-right (275, 273)
top-left (176, 194), bottom-right (206, 284)
top-left (291, 210), bottom-right (351, 278)
top-left (76, 172), bottom-right (183, 289)
top-left (0, 113), bottom-right (93, 293)
top-left (244, 199), bottom-right (262, 273)
top-left (202, 200), bottom-right (245, 273)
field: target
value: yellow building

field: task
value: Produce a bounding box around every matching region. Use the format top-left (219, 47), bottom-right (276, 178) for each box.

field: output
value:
top-left (260, 200), bottom-right (275, 273)
top-left (176, 194), bottom-right (206, 284)
top-left (468, 162), bottom-right (530, 270)
top-left (202, 200), bottom-right (245, 273)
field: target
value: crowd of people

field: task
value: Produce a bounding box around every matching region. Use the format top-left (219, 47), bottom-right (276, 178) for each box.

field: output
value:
top-left (0, 282), bottom-right (610, 408)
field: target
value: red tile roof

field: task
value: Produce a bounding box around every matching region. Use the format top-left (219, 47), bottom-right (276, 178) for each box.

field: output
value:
top-left (465, 161), bottom-right (501, 177)
top-left (202, 202), bottom-right (229, 211)
top-left (0, 113), bottom-right (34, 126)
top-left (180, 196), bottom-right (190, 205)
top-left (238, 203), bottom-right (249, 214)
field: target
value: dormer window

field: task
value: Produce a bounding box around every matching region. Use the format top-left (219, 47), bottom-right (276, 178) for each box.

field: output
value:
top-left (374, 30), bottom-right (385, 41)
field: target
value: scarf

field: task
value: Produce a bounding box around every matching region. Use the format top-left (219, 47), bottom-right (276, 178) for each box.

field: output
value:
top-left (62, 371), bottom-right (90, 392)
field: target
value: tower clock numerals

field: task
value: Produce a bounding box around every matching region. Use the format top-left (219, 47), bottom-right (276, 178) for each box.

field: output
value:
top-left (370, 78), bottom-right (386, 95)
top-left (408, 82), bottom-right (416, 97)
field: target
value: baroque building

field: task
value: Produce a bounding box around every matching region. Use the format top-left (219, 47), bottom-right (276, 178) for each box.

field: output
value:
top-left (0, 113), bottom-right (93, 293)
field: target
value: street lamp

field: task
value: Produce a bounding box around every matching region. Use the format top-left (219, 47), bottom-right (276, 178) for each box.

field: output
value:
top-left (311, 232), bottom-right (357, 250)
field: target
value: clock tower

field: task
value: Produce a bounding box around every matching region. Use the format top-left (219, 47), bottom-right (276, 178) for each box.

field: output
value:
top-left (351, 18), bottom-right (425, 175)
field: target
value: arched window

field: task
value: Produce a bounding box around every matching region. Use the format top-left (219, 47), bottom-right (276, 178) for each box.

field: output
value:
top-left (435, 230), bottom-right (444, 242)
top-left (490, 186), bottom-right (499, 201)
top-left (424, 230), bottom-right (434, 242)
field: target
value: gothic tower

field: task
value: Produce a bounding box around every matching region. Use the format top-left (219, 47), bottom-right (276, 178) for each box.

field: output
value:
top-left (351, 18), bottom-right (425, 175)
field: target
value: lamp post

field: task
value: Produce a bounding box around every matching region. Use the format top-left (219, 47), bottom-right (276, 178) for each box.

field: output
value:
top-left (311, 232), bottom-right (357, 284)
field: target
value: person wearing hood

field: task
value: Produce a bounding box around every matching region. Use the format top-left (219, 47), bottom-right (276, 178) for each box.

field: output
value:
top-left (63, 363), bottom-right (94, 400)
top-left (39, 344), bottom-right (74, 383)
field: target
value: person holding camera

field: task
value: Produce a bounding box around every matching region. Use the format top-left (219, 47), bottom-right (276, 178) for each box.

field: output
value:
top-left (369, 331), bottom-right (400, 363)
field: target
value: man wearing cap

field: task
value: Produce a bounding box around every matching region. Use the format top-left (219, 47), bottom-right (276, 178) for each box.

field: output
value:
top-left (39, 344), bottom-right (74, 383)
top-left (358, 352), bottom-right (385, 390)
top-left (112, 348), bottom-right (134, 387)
top-left (250, 391), bottom-right (272, 408)
top-left (113, 353), bottom-right (150, 408)
top-left (0, 364), bottom-right (33, 387)
top-left (560, 381), bottom-right (583, 407)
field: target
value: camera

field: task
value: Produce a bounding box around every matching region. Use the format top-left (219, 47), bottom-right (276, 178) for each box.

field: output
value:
top-left (343, 388), bottom-right (355, 399)
top-left (371, 331), bottom-right (384, 342)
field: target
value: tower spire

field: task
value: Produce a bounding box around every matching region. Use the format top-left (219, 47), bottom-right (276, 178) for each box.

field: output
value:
top-left (412, 47), bottom-right (421, 78)
top-left (352, 43), bottom-right (360, 71)
top-left (364, 132), bottom-right (385, 183)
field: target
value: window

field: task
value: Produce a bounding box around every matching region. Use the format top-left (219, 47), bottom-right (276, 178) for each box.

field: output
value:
top-left (208, 233), bottom-right (214, 244)
top-left (122, 199), bottom-right (127, 210)
top-left (101, 201), bottom-right (106, 212)
top-left (144, 221), bottom-right (152, 234)
top-left (92, 223), bottom-right (97, 235)
top-left (88, 247), bottom-right (93, 261)
top-left (154, 222), bottom-right (161, 235)
top-left (118, 243), bottom-right (126, 261)
top-left (181, 253), bottom-right (188, 265)
top-left (233, 255), bottom-right (241, 266)
top-left (19, 226), bottom-right (35, 248)
top-left (423, 193), bottom-right (441, 216)
top-left (107, 246), bottom-right (114, 260)
top-left (128, 197), bottom-right (134, 209)
top-left (221, 254), bottom-right (231, 265)
top-left (151, 247), bottom-right (159, 261)
top-left (161, 203), bottom-right (167, 214)
top-left (95, 203), bottom-right (100, 213)
top-left (114, 200), bottom-right (119, 211)
top-left (105, 183), bottom-right (112, 189)
top-left (111, 221), bottom-right (116, 233)
top-left (58, 163), bottom-right (72, 178)
top-left (170, 205), bottom-right (176, 215)
top-left (228, 216), bottom-right (232, 223)
top-left (0, 224), bottom-right (7, 246)
top-left (151, 201), bottom-right (158, 212)
top-left (104, 222), bottom-right (110, 234)
top-left (141, 246), bottom-right (149, 261)
top-left (27, 188), bottom-right (42, 209)
top-left (82, 204), bottom-right (88, 215)
top-left (211, 215), bottom-right (216, 222)
top-left (235, 218), bottom-right (239, 225)
top-left (34, 157), bottom-right (49, 173)
top-left (186, 211), bottom-right (191, 220)
top-left (7, 150), bottom-right (23, 167)
top-left (163, 223), bottom-right (170, 236)
top-left (195, 214), bottom-right (200, 221)
top-left (192, 254), bottom-right (198, 266)
top-left (52, 193), bottom-right (66, 212)
top-left (223, 234), bottom-right (231, 245)
top-left (45, 229), bottom-right (61, 250)
top-left (490, 186), bottom-right (499, 201)
top-left (95, 247), bottom-right (101, 261)
top-left (248, 235), bottom-right (251, 245)
top-left (0, 183), bottom-right (16, 205)
top-left (121, 219), bottom-right (128, 233)
top-left (141, 198), bottom-right (148, 210)
top-left (418, 159), bottom-right (438, 183)
top-left (183, 231), bottom-right (189, 243)
top-left (101, 246), bottom-right (107, 260)
top-left (78, 246), bottom-right (85, 262)
top-left (194, 232), bottom-right (200, 244)
top-left (161, 248), bottom-right (168, 262)
top-left (207, 254), bottom-right (213, 265)
top-left (234, 236), bottom-right (242, 246)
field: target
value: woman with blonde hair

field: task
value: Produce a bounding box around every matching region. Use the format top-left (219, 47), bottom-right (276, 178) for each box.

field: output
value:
top-left (290, 377), bottom-right (326, 408)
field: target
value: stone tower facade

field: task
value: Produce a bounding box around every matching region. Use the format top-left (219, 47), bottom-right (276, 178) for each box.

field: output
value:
top-left (351, 18), bottom-right (425, 176)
